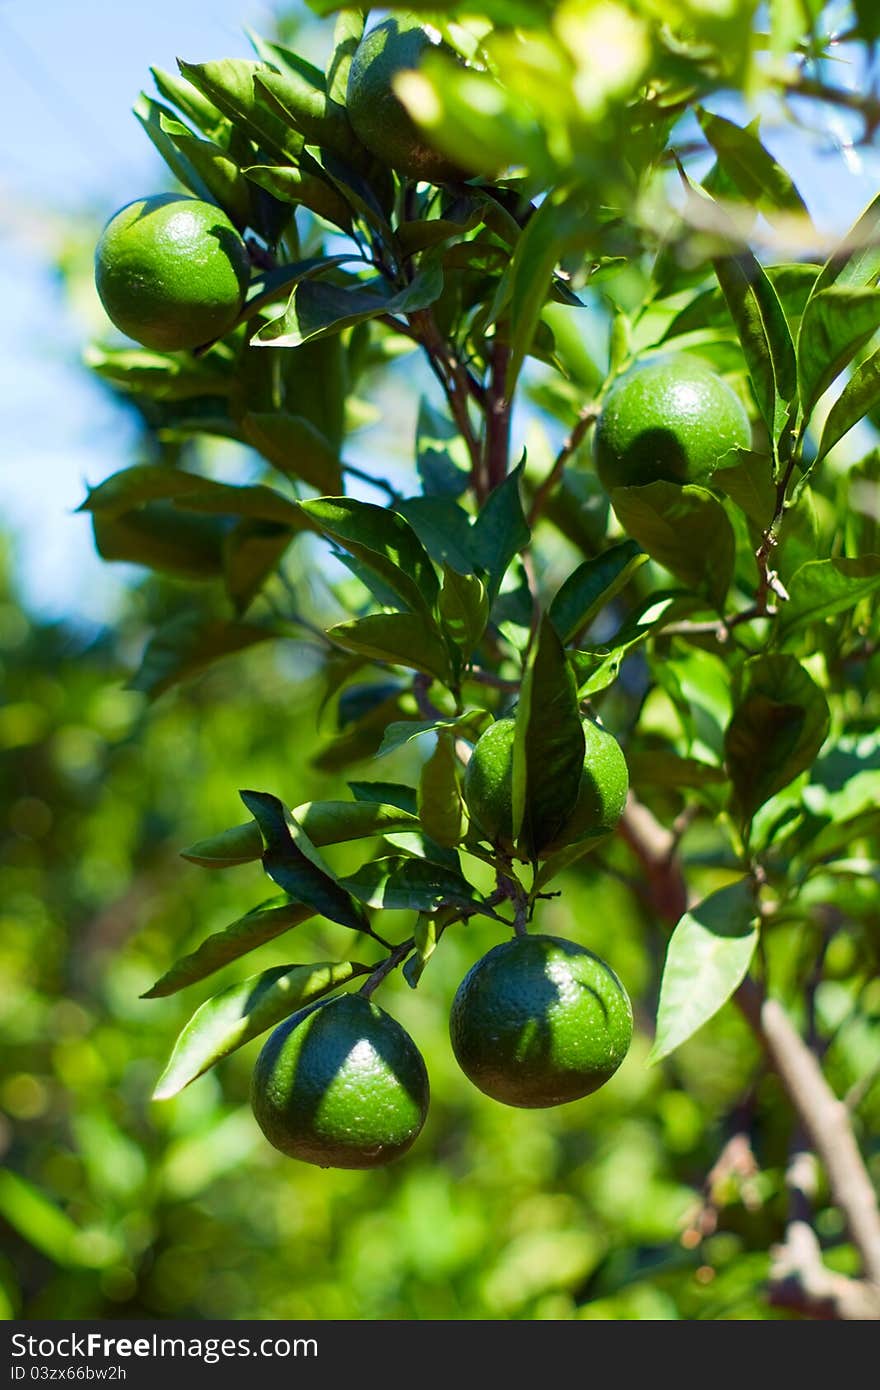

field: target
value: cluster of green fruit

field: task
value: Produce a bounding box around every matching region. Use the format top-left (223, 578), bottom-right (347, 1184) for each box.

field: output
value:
top-left (251, 933), bottom-right (633, 1169)
top-left (251, 719), bottom-right (632, 1170)
top-left (93, 17), bottom-right (459, 352)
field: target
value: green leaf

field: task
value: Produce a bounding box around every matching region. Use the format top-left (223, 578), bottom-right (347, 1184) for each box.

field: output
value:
top-left (254, 67), bottom-right (353, 159)
top-left (810, 190), bottom-right (880, 298)
top-left (403, 911), bottom-right (440, 989)
top-left (133, 94), bottom-right (219, 206)
top-left (340, 857), bottom-right (477, 911)
top-left (610, 483), bottom-right (735, 610)
top-left (503, 191), bottom-right (581, 391)
top-left (150, 65), bottom-right (230, 140)
top-left (153, 960), bottom-right (368, 1098)
top-left (725, 654), bottom-right (830, 821)
top-left (254, 269), bottom-right (443, 348)
top-left (85, 344), bottom-right (233, 401)
top-left (223, 518), bottom-right (293, 613)
top-left (548, 540), bottom-right (647, 644)
top-left (143, 897), bottom-right (314, 998)
top-left (697, 109), bottom-right (807, 225)
top-left (438, 565), bottom-right (489, 661)
top-left (177, 58), bottom-right (303, 161)
top-left (130, 617), bottom-right (274, 699)
top-left (713, 449), bottom-right (775, 526)
top-left (240, 789), bottom-right (369, 933)
top-left (512, 614), bottom-right (585, 857)
top-left (181, 820), bottom-right (265, 867)
top-left (378, 714), bottom-right (486, 758)
top-left (81, 465), bottom-right (303, 527)
top-left (648, 880), bottom-right (759, 1064)
top-left (241, 412), bottom-right (342, 493)
top-left (797, 287), bottom-right (880, 421)
top-left (348, 782), bottom-right (419, 816)
top-left (418, 733), bottom-right (464, 847)
top-left (778, 556), bottom-right (880, 641)
top-left (626, 751), bottom-right (728, 790)
top-left (394, 497), bottom-right (475, 576)
top-left (570, 594), bottom-right (681, 697)
top-left (416, 398), bottom-right (470, 498)
top-left (471, 461), bottom-right (530, 603)
top-left (243, 164), bottom-right (353, 229)
top-left (295, 799), bottom-right (421, 844)
top-left (326, 10), bottom-right (365, 105)
top-left (327, 613), bottom-right (452, 683)
top-left (713, 252), bottom-right (796, 444)
top-left (300, 496), bottom-right (439, 618)
top-left (816, 346), bottom-right (880, 461)
top-left (92, 507), bottom-right (229, 580)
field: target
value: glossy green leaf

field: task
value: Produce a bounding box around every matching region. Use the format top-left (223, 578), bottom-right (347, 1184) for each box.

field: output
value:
top-left (81, 465), bottom-right (303, 527)
top-left (725, 654), bottom-right (830, 820)
top-left (240, 789), bottom-right (369, 932)
top-left (181, 821), bottom-right (265, 867)
top-left (133, 94), bottom-right (218, 206)
top-left (85, 345), bottom-right (233, 401)
top-left (254, 269), bottom-right (443, 348)
top-left (223, 519), bottom-right (293, 613)
top-left (156, 108), bottom-right (251, 228)
top-left (438, 566), bottom-right (489, 661)
top-left (403, 911), bottom-right (440, 989)
top-left (177, 58), bottom-right (303, 161)
top-left (416, 398), bottom-right (470, 498)
top-left (418, 733), bottom-right (464, 847)
top-left (254, 67), bottom-right (353, 158)
top-left (348, 782), bottom-right (419, 816)
top-left (504, 191), bottom-right (581, 391)
top-left (243, 164), bottom-right (353, 229)
top-left (326, 10), bottom-right (365, 105)
top-left (713, 449), bottom-right (776, 526)
top-left (241, 412), bottom-right (342, 493)
top-left (778, 556), bottom-right (880, 641)
top-left (153, 959), bottom-right (369, 1098)
top-left (512, 614), bottom-right (584, 857)
top-left (300, 496), bottom-right (439, 617)
top-left (327, 614), bottom-right (452, 683)
top-left (816, 346), bottom-right (880, 461)
top-left (394, 497), bottom-right (475, 576)
top-left (648, 880), bottom-right (758, 1064)
top-left (570, 594), bottom-right (681, 697)
top-left (471, 461), bottom-right (530, 602)
top-left (548, 540), bottom-right (646, 643)
top-left (378, 714), bottom-right (486, 758)
top-left (713, 252), bottom-right (796, 443)
top-left (797, 286), bottom-right (880, 421)
top-left (130, 617), bottom-right (274, 699)
top-left (697, 109), bottom-right (807, 224)
top-left (92, 507), bottom-right (229, 580)
top-left (610, 483), bottom-right (735, 610)
top-left (143, 897), bottom-right (314, 998)
top-left (340, 857), bottom-right (476, 911)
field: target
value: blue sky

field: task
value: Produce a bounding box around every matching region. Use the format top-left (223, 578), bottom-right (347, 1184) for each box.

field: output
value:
top-left (1, 2), bottom-right (880, 625)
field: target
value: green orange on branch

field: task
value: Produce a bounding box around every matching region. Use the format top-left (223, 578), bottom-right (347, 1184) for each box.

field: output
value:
top-left (250, 993), bottom-right (429, 1169)
top-left (464, 716), bottom-right (629, 858)
top-left (449, 934), bottom-right (633, 1108)
top-left (593, 356), bottom-right (752, 491)
top-left (347, 16), bottom-right (463, 184)
top-left (94, 194), bottom-right (251, 352)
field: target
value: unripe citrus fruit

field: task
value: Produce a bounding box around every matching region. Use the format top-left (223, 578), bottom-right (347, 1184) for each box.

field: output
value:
top-left (593, 357), bottom-right (751, 491)
top-left (464, 717), bottom-right (628, 857)
top-left (251, 993), bottom-right (429, 1169)
top-left (347, 16), bottom-right (462, 183)
top-left (463, 717), bottom-right (517, 852)
top-left (94, 194), bottom-right (250, 351)
top-left (541, 718), bottom-right (629, 855)
top-left (449, 934), bottom-right (633, 1108)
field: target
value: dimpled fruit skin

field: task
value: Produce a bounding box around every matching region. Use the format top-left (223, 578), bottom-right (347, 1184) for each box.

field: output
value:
top-left (594, 357), bottom-right (751, 490)
top-left (94, 195), bottom-right (250, 352)
top-left (347, 16), bottom-right (461, 183)
top-left (463, 717), bottom-right (516, 850)
top-left (541, 719), bottom-right (629, 855)
top-left (450, 935), bottom-right (633, 1108)
top-left (251, 993), bottom-right (429, 1169)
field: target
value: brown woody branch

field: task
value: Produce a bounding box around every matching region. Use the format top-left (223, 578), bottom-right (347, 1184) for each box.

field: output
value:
top-left (618, 794), bottom-right (880, 1315)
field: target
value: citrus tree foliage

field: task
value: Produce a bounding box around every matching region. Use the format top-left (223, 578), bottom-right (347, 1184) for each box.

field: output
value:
top-left (67, 0), bottom-right (880, 1316)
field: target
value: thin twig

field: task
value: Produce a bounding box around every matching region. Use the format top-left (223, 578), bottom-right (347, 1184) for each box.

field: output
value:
top-left (485, 338), bottom-right (511, 492)
top-left (343, 462), bottom-right (401, 502)
top-left (528, 405), bottom-right (599, 526)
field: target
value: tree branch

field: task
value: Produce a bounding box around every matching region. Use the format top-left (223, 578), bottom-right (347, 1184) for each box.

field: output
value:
top-left (485, 338), bottom-right (511, 492)
top-left (528, 405), bottom-right (599, 526)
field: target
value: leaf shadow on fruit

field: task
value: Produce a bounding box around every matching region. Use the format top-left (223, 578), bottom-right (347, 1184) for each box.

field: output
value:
top-left (615, 428), bottom-right (691, 486)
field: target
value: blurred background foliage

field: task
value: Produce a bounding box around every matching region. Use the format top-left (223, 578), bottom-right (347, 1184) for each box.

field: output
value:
top-left (2, 0), bottom-right (880, 1323)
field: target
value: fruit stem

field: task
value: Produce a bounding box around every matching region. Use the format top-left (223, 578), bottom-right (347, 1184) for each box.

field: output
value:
top-left (359, 937), bottom-right (415, 998)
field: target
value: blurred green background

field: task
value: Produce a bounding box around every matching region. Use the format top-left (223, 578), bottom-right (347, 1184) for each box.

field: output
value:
top-left (2, 0), bottom-right (879, 1323)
